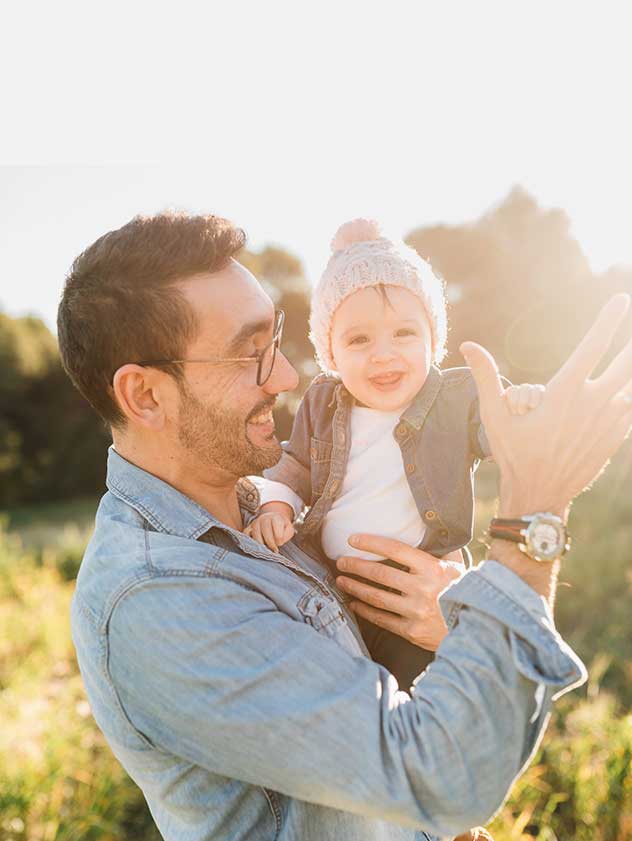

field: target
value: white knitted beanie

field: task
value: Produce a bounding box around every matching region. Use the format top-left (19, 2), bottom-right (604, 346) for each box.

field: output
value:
top-left (309, 219), bottom-right (447, 373)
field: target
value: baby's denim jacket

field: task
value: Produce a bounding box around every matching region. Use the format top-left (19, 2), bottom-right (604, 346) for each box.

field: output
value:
top-left (264, 365), bottom-right (500, 560)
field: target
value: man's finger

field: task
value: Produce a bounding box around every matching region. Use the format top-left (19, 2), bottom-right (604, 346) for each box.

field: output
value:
top-left (348, 601), bottom-right (408, 637)
top-left (460, 342), bottom-right (504, 420)
top-left (595, 330), bottom-right (632, 396)
top-left (609, 401), bottom-right (632, 446)
top-left (336, 576), bottom-right (405, 613)
top-left (554, 293), bottom-right (630, 386)
top-left (337, 555), bottom-right (411, 589)
top-left (346, 535), bottom-right (438, 571)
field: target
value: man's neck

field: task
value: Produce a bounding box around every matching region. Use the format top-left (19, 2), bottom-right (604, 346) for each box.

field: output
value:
top-left (113, 434), bottom-right (244, 531)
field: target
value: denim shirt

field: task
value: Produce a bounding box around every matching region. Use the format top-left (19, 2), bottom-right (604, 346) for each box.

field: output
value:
top-left (71, 447), bottom-right (586, 841)
top-left (264, 366), bottom-right (506, 560)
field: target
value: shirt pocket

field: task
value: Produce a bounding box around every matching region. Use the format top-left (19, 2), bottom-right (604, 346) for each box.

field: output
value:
top-left (309, 436), bottom-right (333, 498)
top-left (297, 587), bottom-right (363, 657)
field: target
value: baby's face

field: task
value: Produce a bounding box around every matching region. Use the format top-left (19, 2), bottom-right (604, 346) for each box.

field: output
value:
top-left (330, 285), bottom-right (432, 412)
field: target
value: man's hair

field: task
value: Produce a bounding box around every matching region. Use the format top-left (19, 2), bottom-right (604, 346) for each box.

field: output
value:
top-left (57, 211), bottom-right (246, 427)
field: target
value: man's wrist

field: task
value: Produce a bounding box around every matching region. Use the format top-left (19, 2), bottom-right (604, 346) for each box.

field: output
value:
top-left (498, 477), bottom-right (570, 523)
top-left (487, 539), bottom-right (560, 609)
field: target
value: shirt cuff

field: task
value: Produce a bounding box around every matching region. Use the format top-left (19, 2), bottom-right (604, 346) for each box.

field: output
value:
top-left (248, 476), bottom-right (305, 519)
top-left (439, 560), bottom-right (587, 700)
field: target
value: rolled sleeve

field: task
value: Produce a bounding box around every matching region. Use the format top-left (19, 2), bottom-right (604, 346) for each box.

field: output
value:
top-left (439, 560), bottom-right (587, 699)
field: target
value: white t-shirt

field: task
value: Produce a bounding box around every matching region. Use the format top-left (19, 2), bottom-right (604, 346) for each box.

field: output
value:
top-left (255, 405), bottom-right (425, 562)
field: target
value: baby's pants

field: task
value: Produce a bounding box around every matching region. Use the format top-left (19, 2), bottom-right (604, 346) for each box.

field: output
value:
top-left (357, 615), bottom-right (436, 692)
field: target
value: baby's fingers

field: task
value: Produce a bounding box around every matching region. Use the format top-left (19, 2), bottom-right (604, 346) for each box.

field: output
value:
top-left (281, 520), bottom-right (296, 545)
top-left (528, 383), bottom-right (546, 409)
top-left (261, 519), bottom-right (279, 553)
top-left (504, 385), bottom-right (522, 415)
top-left (245, 520), bottom-right (262, 543)
top-left (271, 515), bottom-right (293, 548)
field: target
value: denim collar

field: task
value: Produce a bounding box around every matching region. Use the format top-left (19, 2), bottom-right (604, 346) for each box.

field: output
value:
top-left (400, 365), bottom-right (443, 430)
top-left (106, 446), bottom-right (222, 540)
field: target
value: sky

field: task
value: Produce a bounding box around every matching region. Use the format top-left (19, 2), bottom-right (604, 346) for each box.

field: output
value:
top-left (2, 1), bottom-right (631, 331)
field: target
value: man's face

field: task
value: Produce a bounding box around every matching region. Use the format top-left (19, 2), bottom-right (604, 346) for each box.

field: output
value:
top-left (173, 261), bottom-right (298, 477)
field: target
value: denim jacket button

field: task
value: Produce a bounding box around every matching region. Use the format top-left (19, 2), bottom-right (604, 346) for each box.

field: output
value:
top-left (395, 424), bottom-right (406, 439)
top-left (405, 462), bottom-right (415, 474)
top-left (425, 510), bottom-right (437, 521)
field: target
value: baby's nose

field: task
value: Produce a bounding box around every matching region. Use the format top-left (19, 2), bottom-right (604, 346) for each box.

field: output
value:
top-left (370, 342), bottom-right (397, 363)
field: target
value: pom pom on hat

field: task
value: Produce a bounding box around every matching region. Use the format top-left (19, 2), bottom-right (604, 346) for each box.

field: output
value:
top-left (331, 218), bottom-right (383, 253)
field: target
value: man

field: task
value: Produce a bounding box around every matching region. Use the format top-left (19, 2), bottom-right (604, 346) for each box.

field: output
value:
top-left (58, 211), bottom-right (632, 841)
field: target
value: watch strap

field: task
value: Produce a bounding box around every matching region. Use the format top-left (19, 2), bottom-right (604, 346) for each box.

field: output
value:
top-left (489, 518), bottom-right (527, 543)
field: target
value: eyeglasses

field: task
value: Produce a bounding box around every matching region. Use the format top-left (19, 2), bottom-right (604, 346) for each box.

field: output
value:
top-left (135, 310), bottom-right (285, 387)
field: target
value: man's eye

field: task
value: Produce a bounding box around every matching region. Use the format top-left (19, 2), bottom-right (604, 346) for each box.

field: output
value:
top-left (395, 328), bottom-right (417, 337)
top-left (348, 335), bottom-right (369, 346)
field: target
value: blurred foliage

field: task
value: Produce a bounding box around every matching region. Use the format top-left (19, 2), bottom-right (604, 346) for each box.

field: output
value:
top-left (0, 522), bottom-right (160, 841)
top-left (0, 313), bottom-right (110, 508)
top-left (407, 186), bottom-right (632, 382)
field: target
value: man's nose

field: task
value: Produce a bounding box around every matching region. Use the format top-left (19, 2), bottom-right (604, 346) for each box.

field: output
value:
top-left (264, 350), bottom-right (299, 395)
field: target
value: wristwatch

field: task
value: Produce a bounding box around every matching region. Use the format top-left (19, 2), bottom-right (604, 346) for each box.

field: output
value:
top-left (488, 512), bottom-right (570, 562)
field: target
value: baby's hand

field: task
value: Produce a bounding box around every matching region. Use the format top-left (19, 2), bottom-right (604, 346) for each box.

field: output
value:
top-left (244, 512), bottom-right (295, 553)
top-left (504, 383), bottom-right (545, 416)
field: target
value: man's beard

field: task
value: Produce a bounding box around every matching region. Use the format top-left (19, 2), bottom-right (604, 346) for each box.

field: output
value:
top-left (176, 383), bottom-right (282, 477)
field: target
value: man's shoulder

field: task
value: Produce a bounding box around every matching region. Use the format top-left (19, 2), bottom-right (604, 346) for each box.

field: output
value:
top-left (73, 492), bottom-right (231, 626)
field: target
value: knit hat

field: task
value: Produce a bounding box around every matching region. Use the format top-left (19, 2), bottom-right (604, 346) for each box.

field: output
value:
top-left (309, 218), bottom-right (447, 373)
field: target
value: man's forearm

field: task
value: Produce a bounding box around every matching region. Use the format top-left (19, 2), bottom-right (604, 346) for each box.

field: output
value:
top-left (488, 540), bottom-right (560, 611)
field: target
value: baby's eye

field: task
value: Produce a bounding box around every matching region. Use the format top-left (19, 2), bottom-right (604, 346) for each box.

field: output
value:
top-left (395, 328), bottom-right (417, 337)
top-left (348, 335), bottom-right (369, 346)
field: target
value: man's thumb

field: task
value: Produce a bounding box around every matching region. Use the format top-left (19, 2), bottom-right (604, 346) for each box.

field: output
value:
top-left (460, 341), bottom-right (504, 407)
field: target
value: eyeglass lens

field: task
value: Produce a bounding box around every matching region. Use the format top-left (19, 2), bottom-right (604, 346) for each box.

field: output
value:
top-left (257, 312), bottom-right (284, 386)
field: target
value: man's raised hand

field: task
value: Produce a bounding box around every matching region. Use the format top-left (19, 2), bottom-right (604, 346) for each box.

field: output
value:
top-left (461, 293), bottom-right (632, 518)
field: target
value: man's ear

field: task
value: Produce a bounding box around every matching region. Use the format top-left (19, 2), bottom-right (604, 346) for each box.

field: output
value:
top-left (111, 364), bottom-right (167, 429)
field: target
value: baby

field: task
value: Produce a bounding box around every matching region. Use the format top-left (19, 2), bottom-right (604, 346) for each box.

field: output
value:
top-left (246, 218), bottom-right (543, 690)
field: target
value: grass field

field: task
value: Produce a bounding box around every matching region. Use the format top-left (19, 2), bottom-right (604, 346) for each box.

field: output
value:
top-left (1, 454), bottom-right (631, 840)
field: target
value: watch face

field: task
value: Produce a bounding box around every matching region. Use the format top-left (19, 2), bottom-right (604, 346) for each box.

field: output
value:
top-left (527, 517), bottom-right (566, 561)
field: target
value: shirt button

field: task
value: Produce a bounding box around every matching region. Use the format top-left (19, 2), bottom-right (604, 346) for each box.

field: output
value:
top-left (405, 462), bottom-right (415, 474)
top-left (310, 446), bottom-right (317, 459)
top-left (425, 510), bottom-right (437, 521)
top-left (440, 528), bottom-right (449, 537)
